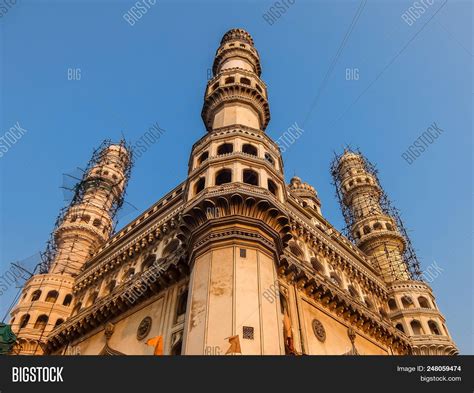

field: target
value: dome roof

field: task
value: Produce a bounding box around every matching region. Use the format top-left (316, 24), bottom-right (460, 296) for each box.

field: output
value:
top-left (289, 176), bottom-right (318, 198)
top-left (220, 28), bottom-right (254, 46)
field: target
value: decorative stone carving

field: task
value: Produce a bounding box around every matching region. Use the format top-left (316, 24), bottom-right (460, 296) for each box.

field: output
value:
top-left (312, 319), bottom-right (326, 342)
top-left (137, 317), bottom-right (152, 341)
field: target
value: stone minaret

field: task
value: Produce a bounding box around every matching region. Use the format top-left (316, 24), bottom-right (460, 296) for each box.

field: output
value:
top-left (334, 150), bottom-right (457, 355)
top-left (10, 142), bottom-right (131, 354)
top-left (180, 29), bottom-right (291, 354)
top-left (334, 151), bottom-right (409, 282)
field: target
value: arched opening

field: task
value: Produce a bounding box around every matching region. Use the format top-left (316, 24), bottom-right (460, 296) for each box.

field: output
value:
top-left (410, 320), bottom-right (424, 335)
top-left (215, 169), bottom-right (232, 185)
top-left (217, 143), bottom-right (233, 155)
top-left (197, 151), bottom-right (208, 165)
top-left (63, 294), bottom-right (73, 307)
top-left (264, 152), bottom-right (275, 166)
top-left (19, 314), bottom-right (30, 329)
top-left (243, 169), bottom-right (259, 186)
top-left (385, 223), bottom-right (393, 231)
top-left (418, 296), bottom-right (430, 309)
top-left (395, 323), bottom-right (405, 333)
top-left (363, 225), bottom-right (371, 235)
top-left (242, 143), bottom-right (257, 156)
top-left (388, 298), bottom-right (397, 311)
top-left (310, 257), bottom-right (324, 274)
top-left (240, 77), bottom-right (251, 85)
top-left (194, 177), bottom-right (205, 194)
top-left (45, 290), bottom-right (59, 303)
top-left (81, 215), bottom-right (91, 223)
top-left (34, 315), bottom-right (48, 330)
top-left (55, 319), bottom-right (64, 328)
top-left (92, 219), bottom-right (101, 228)
top-left (31, 290), bottom-right (41, 302)
top-left (224, 76), bottom-right (235, 84)
top-left (373, 222), bottom-right (382, 230)
top-left (267, 179), bottom-right (278, 196)
top-left (401, 296), bottom-right (414, 309)
top-left (428, 320), bottom-right (441, 335)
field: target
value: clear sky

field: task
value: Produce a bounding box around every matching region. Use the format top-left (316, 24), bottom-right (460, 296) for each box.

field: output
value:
top-left (0, 0), bottom-right (472, 353)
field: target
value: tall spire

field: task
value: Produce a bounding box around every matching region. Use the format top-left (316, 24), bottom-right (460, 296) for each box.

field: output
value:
top-left (201, 28), bottom-right (270, 132)
top-left (9, 140), bottom-right (132, 354)
top-left (332, 150), bottom-right (410, 282)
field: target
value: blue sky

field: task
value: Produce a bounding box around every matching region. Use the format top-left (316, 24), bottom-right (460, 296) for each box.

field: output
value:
top-left (0, 0), bottom-right (472, 353)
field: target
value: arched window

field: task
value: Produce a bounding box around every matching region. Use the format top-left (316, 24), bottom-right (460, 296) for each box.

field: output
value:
top-left (401, 296), bottom-right (414, 309)
top-left (92, 219), bottom-right (101, 228)
top-left (197, 151), bottom-right (208, 165)
top-left (242, 144), bottom-right (257, 156)
top-left (264, 152), bottom-right (275, 166)
top-left (243, 169), bottom-right (259, 186)
top-left (55, 319), bottom-right (64, 328)
top-left (215, 169), bottom-right (232, 185)
top-left (81, 215), bottom-right (91, 223)
top-left (388, 298), bottom-right (397, 311)
top-left (428, 320), bottom-right (441, 335)
top-left (418, 296), bottom-right (430, 309)
top-left (45, 290), bottom-right (59, 303)
top-left (240, 77), bottom-right (251, 85)
top-left (410, 320), bottom-right (424, 335)
top-left (217, 143), bottom-right (233, 155)
top-left (63, 294), bottom-right (73, 307)
top-left (34, 315), bottom-right (48, 330)
top-left (363, 225), bottom-right (371, 235)
top-left (224, 76), bottom-right (235, 84)
top-left (70, 215), bottom-right (78, 222)
top-left (330, 273), bottom-right (342, 287)
top-left (385, 223), bottom-right (393, 231)
top-left (19, 314), bottom-right (30, 329)
top-left (195, 177), bottom-right (205, 194)
top-left (310, 257), bottom-right (324, 274)
top-left (267, 179), bottom-right (278, 196)
top-left (31, 290), bottom-right (41, 302)
top-left (395, 323), bottom-right (405, 333)
top-left (373, 222), bottom-right (382, 230)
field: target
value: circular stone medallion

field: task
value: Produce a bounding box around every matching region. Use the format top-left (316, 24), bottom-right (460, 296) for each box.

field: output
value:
top-left (312, 319), bottom-right (326, 342)
top-left (137, 316), bottom-right (152, 340)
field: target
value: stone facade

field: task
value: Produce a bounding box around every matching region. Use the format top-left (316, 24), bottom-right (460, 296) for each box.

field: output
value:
top-left (9, 29), bottom-right (457, 356)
